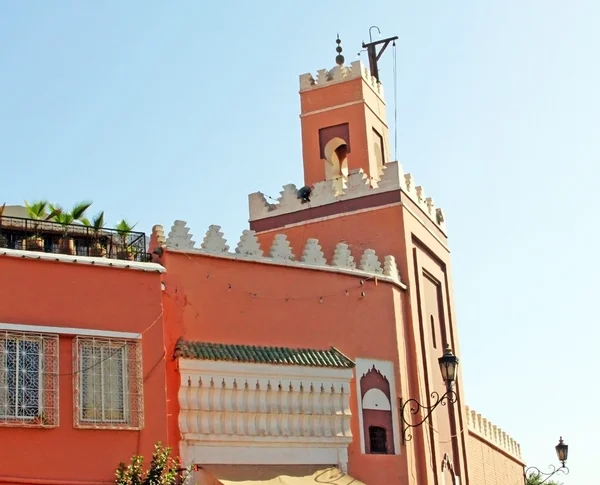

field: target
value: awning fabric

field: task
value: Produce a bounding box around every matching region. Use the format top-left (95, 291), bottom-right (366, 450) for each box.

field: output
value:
top-left (195, 466), bottom-right (367, 485)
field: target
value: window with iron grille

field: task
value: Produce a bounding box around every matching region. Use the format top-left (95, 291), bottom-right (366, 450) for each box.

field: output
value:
top-left (0, 331), bottom-right (59, 427)
top-left (73, 337), bottom-right (143, 429)
top-left (369, 425), bottom-right (388, 454)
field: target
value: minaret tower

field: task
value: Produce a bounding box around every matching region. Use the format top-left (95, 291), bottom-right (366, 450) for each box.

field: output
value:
top-left (248, 33), bottom-right (471, 485)
top-left (298, 36), bottom-right (391, 193)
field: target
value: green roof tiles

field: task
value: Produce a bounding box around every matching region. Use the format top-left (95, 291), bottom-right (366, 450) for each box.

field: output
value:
top-left (174, 339), bottom-right (355, 369)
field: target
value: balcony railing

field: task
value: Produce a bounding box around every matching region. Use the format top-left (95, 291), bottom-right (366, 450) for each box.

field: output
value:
top-left (0, 216), bottom-right (150, 262)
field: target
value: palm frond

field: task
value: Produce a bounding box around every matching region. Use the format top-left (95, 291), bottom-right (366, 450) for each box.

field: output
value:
top-left (92, 211), bottom-right (105, 230)
top-left (24, 200), bottom-right (50, 220)
top-left (70, 201), bottom-right (93, 221)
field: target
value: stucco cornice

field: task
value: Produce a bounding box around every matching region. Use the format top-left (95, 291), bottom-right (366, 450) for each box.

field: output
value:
top-left (0, 248), bottom-right (165, 273)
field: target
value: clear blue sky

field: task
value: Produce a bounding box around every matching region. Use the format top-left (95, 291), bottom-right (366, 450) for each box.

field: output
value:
top-left (1, 1), bottom-right (595, 482)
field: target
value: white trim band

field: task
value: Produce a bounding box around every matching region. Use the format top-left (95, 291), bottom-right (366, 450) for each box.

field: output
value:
top-left (0, 248), bottom-right (166, 273)
top-left (0, 322), bottom-right (142, 340)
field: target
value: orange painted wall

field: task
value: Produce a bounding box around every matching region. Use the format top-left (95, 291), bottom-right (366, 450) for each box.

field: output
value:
top-left (160, 250), bottom-right (410, 485)
top-left (0, 257), bottom-right (167, 485)
top-left (254, 199), bottom-right (470, 483)
top-left (466, 433), bottom-right (525, 484)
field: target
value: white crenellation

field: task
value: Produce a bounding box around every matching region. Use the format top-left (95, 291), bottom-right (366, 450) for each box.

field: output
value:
top-left (299, 60), bottom-right (383, 98)
top-left (166, 220), bottom-right (195, 249)
top-left (269, 234), bottom-right (294, 261)
top-left (465, 405), bottom-right (522, 461)
top-left (331, 243), bottom-right (356, 270)
top-left (278, 184), bottom-right (299, 208)
top-left (383, 255), bottom-right (401, 282)
top-left (235, 230), bottom-right (263, 258)
top-left (162, 222), bottom-right (405, 283)
top-left (248, 161), bottom-right (446, 232)
top-left (152, 225), bottom-right (166, 246)
top-left (300, 238), bottom-right (327, 266)
top-left (201, 225), bottom-right (229, 254)
top-left (359, 249), bottom-right (383, 274)
top-left (309, 179), bottom-right (338, 203)
top-left (345, 168), bottom-right (373, 196)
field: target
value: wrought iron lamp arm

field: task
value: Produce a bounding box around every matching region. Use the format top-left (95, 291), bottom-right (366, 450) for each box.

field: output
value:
top-left (524, 464), bottom-right (570, 484)
top-left (401, 388), bottom-right (458, 443)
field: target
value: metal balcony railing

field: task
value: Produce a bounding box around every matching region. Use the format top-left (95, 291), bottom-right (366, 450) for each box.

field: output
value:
top-left (0, 216), bottom-right (149, 262)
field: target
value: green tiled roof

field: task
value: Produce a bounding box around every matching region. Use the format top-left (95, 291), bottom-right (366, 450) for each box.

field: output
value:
top-left (174, 339), bottom-right (355, 369)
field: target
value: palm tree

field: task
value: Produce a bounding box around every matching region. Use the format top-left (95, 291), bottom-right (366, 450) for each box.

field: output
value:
top-left (23, 199), bottom-right (56, 251)
top-left (115, 219), bottom-right (137, 261)
top-left (81, 211), bottom-right (107, 257)
top-left (49, 201), bottom-right (93, 255)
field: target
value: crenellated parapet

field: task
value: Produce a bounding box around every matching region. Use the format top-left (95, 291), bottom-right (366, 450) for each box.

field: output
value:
top-left (152, 221), bottom-right (403, 285)
top-left (248, 161), bottom-right (446, 231)
top-left (299, 60), bottom-right (384, 99)
top-left (465, 406), bottom-right (522, 461)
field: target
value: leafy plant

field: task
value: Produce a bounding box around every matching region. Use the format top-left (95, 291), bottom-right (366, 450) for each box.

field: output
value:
top-left (50, 201), bottom-right (93, 237)
top-left (82, 211), bottom-right (106, 236)
top-left (23, 200), bottom-right (57, 249)
top-left (115, 219), bottom-right (137, 246)
top-left (24, 199), bottom-right (56, 233)
top-left (24, 200), bottom-right (53, 221)
top-left (115, 442), bottom-right (189, 485)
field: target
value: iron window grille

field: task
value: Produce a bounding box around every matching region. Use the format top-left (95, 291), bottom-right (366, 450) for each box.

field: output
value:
top-left (369, 425), bottom-right (388, 454)
top-left (0, 331), bottom-right (59, 427)
top-left (73, 337), bottom-right (144, 430)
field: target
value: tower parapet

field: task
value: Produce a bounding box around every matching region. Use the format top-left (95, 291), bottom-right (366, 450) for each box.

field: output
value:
top-left (299, 60), bottom-right (384, 99)
top-left (248, 161), bottom-right (446, 231)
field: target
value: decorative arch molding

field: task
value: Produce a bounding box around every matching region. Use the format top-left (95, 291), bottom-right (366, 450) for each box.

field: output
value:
top-left (362, 388), bottom-right (391, 411)
top-left (441, 453), bottom-right (461, 485)
top-left (355, 358), bottom-right (400, 455)
top-left (323, 136), bottom-right (349, 195)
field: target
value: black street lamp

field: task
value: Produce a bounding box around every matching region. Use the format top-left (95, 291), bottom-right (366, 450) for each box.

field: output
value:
top-left (401, 344), bottom-right (459, 442)
top-left (524, 437), bottom-right (570, 484)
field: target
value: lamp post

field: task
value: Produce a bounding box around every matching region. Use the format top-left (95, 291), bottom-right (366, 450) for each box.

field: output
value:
top-left (524, 437), bottom-right (569, 484)
top-left (401, 344), bottom-right (459, 442)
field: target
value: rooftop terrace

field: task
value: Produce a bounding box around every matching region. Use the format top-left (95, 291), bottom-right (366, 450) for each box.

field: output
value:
top-left (0, 204), bottom-right (149, 262)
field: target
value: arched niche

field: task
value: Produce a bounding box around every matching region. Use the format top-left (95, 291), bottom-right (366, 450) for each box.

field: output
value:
top-left (360, 365), bottom-right (395, 454)
top-left (323, 137), bottom-right (349, 193)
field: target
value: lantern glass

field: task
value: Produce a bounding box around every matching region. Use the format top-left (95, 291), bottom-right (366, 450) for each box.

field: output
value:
top-left (438, 345), bottom-right (459, 385)
top-left (555, 437), bottom-right (568, 463)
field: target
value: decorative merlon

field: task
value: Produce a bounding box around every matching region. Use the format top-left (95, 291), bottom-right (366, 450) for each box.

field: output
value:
top-left (200, 225), bottom-right (229, 254)
top-left (299, 60), bottom-right (384, 99)
top-left (465, 405), bottom-right (522, 461)
top-left (167, 220), bottom-right (195, 249)
top-left (152, 225), bottom-right (166, 246)
top-left (331, 243), bottom-right (356, 270)
top-left (248, 161), bottom-right (446, 232)
top-left (158, 222), bottom-right (403, 285)
top-left (236, 229), bottom-right (264, 257)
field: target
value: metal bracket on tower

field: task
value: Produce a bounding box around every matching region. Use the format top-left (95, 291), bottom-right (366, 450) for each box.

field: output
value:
top-left (362, 26), bottom-right (398, 83)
